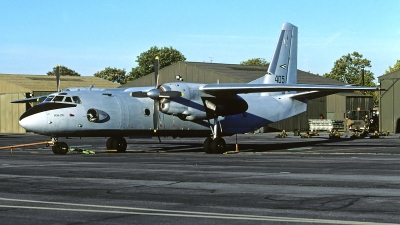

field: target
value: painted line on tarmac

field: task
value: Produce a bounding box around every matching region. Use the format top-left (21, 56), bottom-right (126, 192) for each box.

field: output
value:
top-left (0, 198), bottom-right (396, 225)
top-left (287, 147), bottom-right (312, 151)
top-left (0, 162), bottom-right (101, 168)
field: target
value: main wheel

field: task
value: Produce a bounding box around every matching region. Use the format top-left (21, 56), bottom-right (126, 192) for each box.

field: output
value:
top-left (210, 137), bottom-right (226, 154)
top-left (203, 137), bottom-right (213, 154)
top-left (112, 137), bottom-right (127, 153)
top-left (106, 137), bottom-right (115, 149)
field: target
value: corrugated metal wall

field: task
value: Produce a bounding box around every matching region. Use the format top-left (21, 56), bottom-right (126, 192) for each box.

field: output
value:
top-left (346, 97), bottom-right (372, 112)
top-left (327, 95), bottom-right (346, 119)
top-left (0, 93), bottom-right (26, 133)
top-left (379, 77), bottom-right (400, 133)
top-left (128, 62), bottom-right (242, 87)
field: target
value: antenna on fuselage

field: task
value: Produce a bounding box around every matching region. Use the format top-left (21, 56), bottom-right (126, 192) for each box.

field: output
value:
top-left (56, 64), bottom-right (60, 92)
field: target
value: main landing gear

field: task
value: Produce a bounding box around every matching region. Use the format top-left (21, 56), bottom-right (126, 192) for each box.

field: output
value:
top-left (203, 118), bottom-right (227, 154)
top-left (106, 137), bottom-right (127, 153)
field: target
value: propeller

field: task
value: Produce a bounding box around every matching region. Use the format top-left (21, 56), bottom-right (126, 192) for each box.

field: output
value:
top-left (129, 57), bottom-right (182, 130)
top-left (153, 57), bottom-right (160, 130)
top-left (56, 64), bottom-right (60, 92)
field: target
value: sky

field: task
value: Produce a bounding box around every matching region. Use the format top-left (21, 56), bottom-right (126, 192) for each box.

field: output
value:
top-left (1, 0), bottom-right (399, 81)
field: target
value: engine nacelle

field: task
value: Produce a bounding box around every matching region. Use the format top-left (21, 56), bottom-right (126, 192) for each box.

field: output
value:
top-left (158, 83), bottom-right (207, 121)
top-left (157, 82), bottom-right (248, 121)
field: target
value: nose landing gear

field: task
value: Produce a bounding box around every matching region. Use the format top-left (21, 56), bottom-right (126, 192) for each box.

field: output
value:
top-left (51, 137), bottom-right (69, 155)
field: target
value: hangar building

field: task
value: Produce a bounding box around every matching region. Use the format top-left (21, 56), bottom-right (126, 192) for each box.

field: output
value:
top-left (0, 74), bottom-right (119, 133)
top-left (378, 69), bottom-right (400, 133)
top-left (122, 62), bottom-right (373, 132)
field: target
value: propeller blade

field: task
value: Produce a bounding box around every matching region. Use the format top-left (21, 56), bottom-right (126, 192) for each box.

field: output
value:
top-left (158, 91), bottom-right (182, 98)
top-left (153, 100), bottom-right (159, 130)
top-left (155, 56), bottom-right (159, 88)
top-left (130, 91), bottom-right (148, 98)
top-left (56, 64), bottom-right (60, 92)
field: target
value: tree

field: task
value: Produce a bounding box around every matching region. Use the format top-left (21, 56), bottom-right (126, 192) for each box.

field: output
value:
top-left (47, 65), bottom-right (81, 76)
top-left (323, 51), bottom-right (377, 104)
top-left (385, 60), bottom-right (400, 74)
top-left (323, 52), bottom-right (375, 86)
top-left (240, 58), bottom-right (269, 67)
top-left (127, 46), bottom-right (186, 82)
top-left (94, 67), bottom-right (127, 84)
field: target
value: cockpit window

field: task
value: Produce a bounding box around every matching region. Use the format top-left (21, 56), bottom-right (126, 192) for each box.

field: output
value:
top-left (72, 96), bottom-right (82, 104)
top-left (64, 97), bottom-right (73, 103)
top-left (53, 96), bottom-right (65, 102)
top-left (44, 95), bottom-right (55, 102)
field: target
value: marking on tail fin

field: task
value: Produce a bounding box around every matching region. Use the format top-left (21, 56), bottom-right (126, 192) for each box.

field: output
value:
top-left (279, 64), bottom-right (287, 70)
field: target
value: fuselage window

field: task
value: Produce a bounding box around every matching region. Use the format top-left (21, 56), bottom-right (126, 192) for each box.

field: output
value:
top-left (53, 96), bottom-right (65, 102)
top-left (64, 97), bottom-right (73, 103)
top-left (72, 96), bottom-right (82, 104)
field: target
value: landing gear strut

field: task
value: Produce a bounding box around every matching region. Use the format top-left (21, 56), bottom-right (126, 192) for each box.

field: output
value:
top-left (106, 137), bottom-right (127, 153)
top-left (203, 118), bottom-right (226, 154)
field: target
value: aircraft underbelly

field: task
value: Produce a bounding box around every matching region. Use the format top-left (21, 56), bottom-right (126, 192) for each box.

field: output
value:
top-left (221, 96), bottom-right (306, 134)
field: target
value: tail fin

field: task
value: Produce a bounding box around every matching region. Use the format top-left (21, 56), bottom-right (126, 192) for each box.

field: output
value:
top-left (250, 23), bottom-right (298, 92)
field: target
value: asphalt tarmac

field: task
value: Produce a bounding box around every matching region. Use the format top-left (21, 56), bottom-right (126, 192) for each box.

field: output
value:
top-left (1, 132), bottom-right (400, 224)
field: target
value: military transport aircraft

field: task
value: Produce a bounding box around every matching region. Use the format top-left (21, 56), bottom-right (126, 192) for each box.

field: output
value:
top-left (12, 22), bottom-right (377, 155)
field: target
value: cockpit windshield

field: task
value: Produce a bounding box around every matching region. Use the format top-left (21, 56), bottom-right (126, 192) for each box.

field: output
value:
top-left (43, 95), bottom-right (82, 104)
top-left (44, 95), bottom-right (55, 102)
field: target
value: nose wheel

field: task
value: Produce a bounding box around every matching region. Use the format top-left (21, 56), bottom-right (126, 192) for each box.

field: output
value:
top-left (52, 142), bottom-right (69, 155)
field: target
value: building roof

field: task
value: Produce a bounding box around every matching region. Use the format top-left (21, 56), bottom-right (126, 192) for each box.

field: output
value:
top-left (0, 74), bottom-right (119, 93)
top-left (183, 62), bottom-right (345, 84)
top-left (122, 61), bottom-right (346, 87)
top-left (378, 69), bottom-right (400, 80)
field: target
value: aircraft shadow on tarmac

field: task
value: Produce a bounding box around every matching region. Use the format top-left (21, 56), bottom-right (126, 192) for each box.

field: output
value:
top-left (123, 137), bottom-right (367, 153)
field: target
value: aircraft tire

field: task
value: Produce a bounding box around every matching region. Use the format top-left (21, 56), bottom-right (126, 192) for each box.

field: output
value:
top-left (203, 137), bottom-right (213, 154)
top-left (106, 137), bottom-right (115, 149)
top-left (58, 142), bottom-right (69, 155)
top-left (51, 145), bottom-right (59, 155)
top-left (52, 142), bottom-right (68, 155)
top-left (112, 137), bottom-right (127, 153)
top-left (210, 137), bottom-right (226, 154)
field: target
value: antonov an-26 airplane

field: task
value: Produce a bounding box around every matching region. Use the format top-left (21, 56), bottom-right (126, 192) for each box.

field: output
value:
top-left (12, 23), bottom-right (377, 154)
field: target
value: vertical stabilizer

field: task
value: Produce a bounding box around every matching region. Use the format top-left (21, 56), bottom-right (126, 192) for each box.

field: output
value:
top-left (250, 23), bottom-right (298, 95)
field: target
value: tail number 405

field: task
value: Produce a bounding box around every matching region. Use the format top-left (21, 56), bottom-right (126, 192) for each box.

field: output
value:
top-left (275, 75), bottom-right (285, 84)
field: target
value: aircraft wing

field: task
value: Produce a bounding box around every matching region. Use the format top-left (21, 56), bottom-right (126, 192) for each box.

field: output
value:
top-left (199, 83), bottom-right (378, 95)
